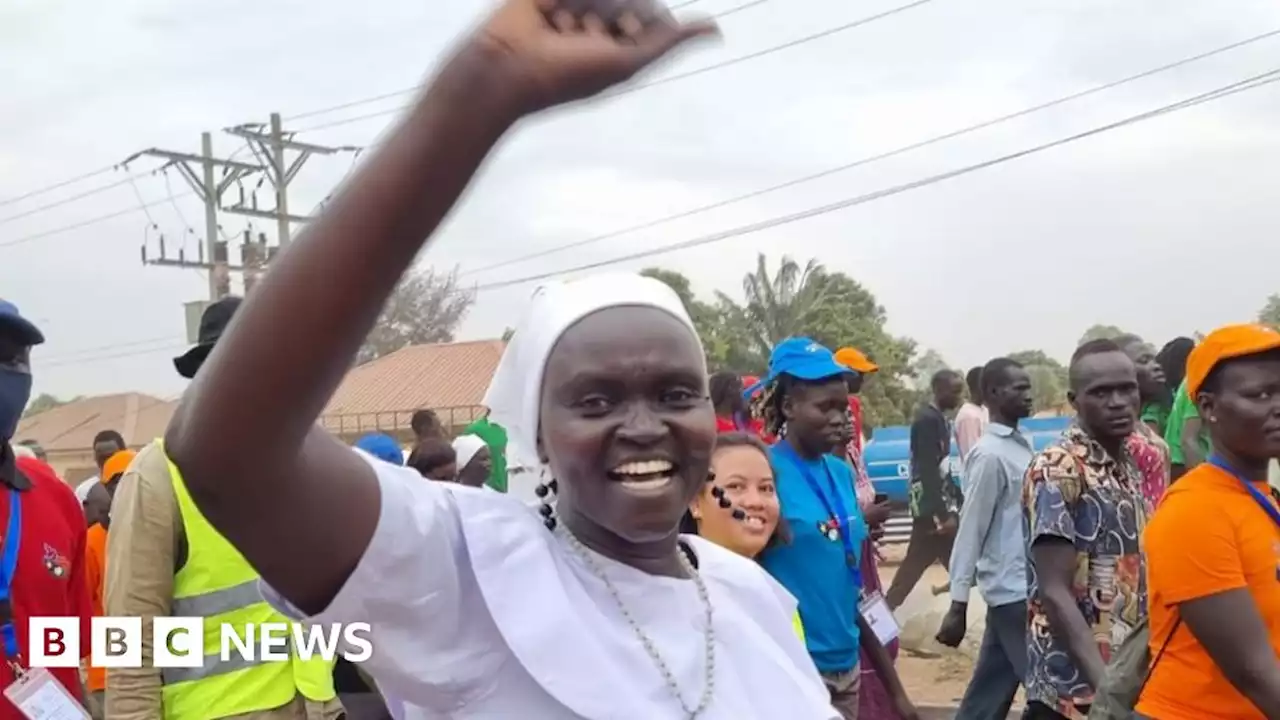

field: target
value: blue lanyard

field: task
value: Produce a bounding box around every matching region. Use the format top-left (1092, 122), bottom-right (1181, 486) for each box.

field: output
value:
top-left (0, 489), bottom-right (21, 663)
top-left (774, 442), bottom-right (863, 588)
top-left (1207, 455), bottom-right (1280, 528)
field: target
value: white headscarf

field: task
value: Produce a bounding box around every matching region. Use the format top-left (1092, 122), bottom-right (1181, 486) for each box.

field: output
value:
top-left (451, 434), bottom-right (488, 469)
top-left (483, 274), bottom-right (702, 474)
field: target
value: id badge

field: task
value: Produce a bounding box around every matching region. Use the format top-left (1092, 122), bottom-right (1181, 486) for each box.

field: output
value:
top-left (859, 590), bottom-right (901, 646)
top-left (2, 667), bottom-right (90, 720)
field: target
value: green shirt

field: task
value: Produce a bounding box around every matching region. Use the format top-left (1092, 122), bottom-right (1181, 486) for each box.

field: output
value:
top-left (463, 416), bottom-right (508, 493)
top-left (1163, 381), bottom-right (1210, 466)
top-left (1139, 402), bottom-right (1170, 437)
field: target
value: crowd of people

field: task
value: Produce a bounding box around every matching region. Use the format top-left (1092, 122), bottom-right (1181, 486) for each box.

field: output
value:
top-left (0, 0), bottom-right (1277, 718)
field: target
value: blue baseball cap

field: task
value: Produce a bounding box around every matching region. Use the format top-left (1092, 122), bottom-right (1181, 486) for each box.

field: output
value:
top-left (0, 300), bottom-right (44, 346)
top-left (355, 433), bottom-right (404, 465)
top-left (744, 337), bottom-right (851, 397)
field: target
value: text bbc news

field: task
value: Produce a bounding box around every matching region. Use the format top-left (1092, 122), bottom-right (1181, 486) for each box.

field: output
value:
top-left (27, 617), bottom-right (373, 668)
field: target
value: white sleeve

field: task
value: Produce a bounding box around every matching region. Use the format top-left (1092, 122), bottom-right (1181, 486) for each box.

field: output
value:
top-left (261, 456), bottom-right (469, 678)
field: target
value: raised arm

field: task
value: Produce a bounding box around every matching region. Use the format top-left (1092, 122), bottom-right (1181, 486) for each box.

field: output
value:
top-left (162, 0), bottom-right (716, 614)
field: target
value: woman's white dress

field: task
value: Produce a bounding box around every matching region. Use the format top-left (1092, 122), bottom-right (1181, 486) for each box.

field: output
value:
top-left (264, 456), bottom-right (838, 719)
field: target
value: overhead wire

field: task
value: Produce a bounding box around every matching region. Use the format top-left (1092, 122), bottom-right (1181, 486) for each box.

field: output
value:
top-left (0, 191), bottom-right (196, 249)
top-left (282, 0), bottom-right (770, 124)
top-left (39, 335), bottom-right (185, 363)
top-left (458, 27), bottom-right (1280, 277)
top-left (0, 172), bottom-right (150, 226)
top-left (1, 0), bottom-right (921, 237)
top-left (40, 343), bottom-right (190, 369)
top-left (464, 67), bottom-right (1280, 294)
top-left (289, 0), bottom-right (936, 133)
top-left (0, 164), bottom-right (118, 209)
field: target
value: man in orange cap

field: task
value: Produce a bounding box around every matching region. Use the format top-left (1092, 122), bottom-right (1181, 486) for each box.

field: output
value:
top-left (83, 449), bottom-right (136, 718)
top-left (1137, 323), bottom-right (1280, 719)
top-left (834, 348), bottom-right (878, 456)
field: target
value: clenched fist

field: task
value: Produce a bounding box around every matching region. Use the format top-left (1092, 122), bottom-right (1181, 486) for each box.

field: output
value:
top-left (468, 0), bottom-right (719, 114)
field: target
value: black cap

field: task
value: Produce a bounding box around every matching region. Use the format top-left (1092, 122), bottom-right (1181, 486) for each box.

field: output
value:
top-left (173, 296), bottom-right (242, 379)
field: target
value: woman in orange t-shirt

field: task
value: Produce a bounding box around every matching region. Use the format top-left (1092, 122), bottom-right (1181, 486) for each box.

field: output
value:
top-left (1137, 325), bottom-right (1280, 720)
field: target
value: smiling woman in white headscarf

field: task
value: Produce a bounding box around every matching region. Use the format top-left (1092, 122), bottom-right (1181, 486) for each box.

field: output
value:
top-left (302, 273), bottom-right (834, 718)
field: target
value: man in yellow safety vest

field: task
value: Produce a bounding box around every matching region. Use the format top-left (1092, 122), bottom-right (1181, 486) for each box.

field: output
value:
top-left (104, 297), bottom-right (345, 720)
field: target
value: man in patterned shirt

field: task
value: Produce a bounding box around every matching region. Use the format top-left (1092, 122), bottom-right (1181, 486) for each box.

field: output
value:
top-left (1022, 339), bottom-right (1149, 720)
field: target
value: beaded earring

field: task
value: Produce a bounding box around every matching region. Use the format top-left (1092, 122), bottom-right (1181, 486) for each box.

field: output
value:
top-left (535, 471), bottom-right (559, 531)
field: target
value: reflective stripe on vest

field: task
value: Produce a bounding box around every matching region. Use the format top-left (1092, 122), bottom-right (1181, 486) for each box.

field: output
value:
top-left (159, 443), bottom-right (336, 720)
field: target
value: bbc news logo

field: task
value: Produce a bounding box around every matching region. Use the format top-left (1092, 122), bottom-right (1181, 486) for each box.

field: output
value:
top-left (27, 618), bottom-right (373, 668)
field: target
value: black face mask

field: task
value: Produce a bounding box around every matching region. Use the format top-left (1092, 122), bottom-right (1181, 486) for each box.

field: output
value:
top-left (0, 368), bottom-right (32, 442)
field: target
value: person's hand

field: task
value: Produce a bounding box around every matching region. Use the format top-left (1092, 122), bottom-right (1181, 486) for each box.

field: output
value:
top-left (892, 692), bottom-right (921, 720)
top-left (863, 499), bottom-right (893, 528)
top-left (935, 601), bottom-right (967, 648)
top-left (470, 0), bottom-right (719, 114)
top-left (934, 513), bottom-right (957, 535)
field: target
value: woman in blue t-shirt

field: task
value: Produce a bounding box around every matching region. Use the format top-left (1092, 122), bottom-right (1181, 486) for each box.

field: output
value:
top-left (752, 338), bottom-right (919, 720)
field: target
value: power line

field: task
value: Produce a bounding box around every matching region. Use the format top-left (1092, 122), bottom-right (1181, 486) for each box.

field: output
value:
top-left (38, 335), bottom-right (182, 363)
top-left (0, 191), bottom-right (196, 250)
top-left (0, 165), bottom-right (118, 209)
top-left (283, 0), bottom-right (779, 124)
top-left (0, 172), bottom-right (152, 226)
top-left (290, 0), bottom-right (935, 133)
top-left (466, 68), bottom-right (1280, 294)
top-left (40, 342), bottom-right (189, 370)
top-left (459, 28), bottom-right (1280, 277)
top-left (27, 69), bottom-right (1278, 372)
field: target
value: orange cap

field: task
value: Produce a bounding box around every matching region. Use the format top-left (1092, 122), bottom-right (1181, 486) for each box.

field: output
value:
top-left (101, 449), bottom-right (137, 484)
top-left (1185, 323), bottom-right (1280, 397)
top-left (834, 347), bottom-right (878, 374)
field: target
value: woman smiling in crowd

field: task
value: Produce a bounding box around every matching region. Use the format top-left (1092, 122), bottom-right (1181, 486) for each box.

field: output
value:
top-left (159, 2), bottom-right (843, 716)
top-left (684, 432), bottom-right (786, 558)
top-left (681, 432), bottom-right (808, 639)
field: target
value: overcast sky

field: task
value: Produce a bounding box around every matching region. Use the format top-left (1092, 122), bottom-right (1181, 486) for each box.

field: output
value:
top-left (4, 0), bottom-right (1280, 401)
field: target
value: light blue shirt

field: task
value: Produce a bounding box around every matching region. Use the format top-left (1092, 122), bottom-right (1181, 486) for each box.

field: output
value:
top-left (949, 422), bottom-right (1032, 608)
top-left (760, 444), bottom-right (868, 674)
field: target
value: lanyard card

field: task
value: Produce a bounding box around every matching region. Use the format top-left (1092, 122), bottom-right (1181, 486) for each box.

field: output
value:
top-left (2, 667), bottom-right (89, 720)
top-left (859, 591), bottom-right (900, 646)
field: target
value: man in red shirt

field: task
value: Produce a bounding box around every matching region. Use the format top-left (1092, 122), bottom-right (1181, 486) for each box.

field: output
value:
top-left (0, 299), bottom-right (92, 716)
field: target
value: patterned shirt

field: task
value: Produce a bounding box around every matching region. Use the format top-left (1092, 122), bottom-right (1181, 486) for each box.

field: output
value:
top-left (1022, 424), bottom-right (1149, 720)
top-left (1127, 422), bottom-right (1170, 513)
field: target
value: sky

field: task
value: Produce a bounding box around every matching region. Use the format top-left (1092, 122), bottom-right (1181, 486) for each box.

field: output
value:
top-left (3, 0), bottom-right (1280, 401)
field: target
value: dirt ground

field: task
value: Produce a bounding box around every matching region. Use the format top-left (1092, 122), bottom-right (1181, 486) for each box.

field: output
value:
top-left (876, 545), bottom-right (1026, 714)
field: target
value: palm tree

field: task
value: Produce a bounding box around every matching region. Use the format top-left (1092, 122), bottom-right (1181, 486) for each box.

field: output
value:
top-left (718, 254), bottom-right (833, 362)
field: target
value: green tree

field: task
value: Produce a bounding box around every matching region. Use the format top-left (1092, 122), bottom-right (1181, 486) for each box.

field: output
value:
top-left (1008, 349), bottom-right (1068, 413)
top-left (1259, 294), bottom-right (1280, 328)
top-left (1024, 364), bottom-right (1067, 414)
top-left (640, 267), bottom-right (756, 371)
top-left (357, 266), bottom-right (475, 364)
top-left (911, 349), bottom-right (950, 392)
top-left (642, 255), bottom-right (924, 428)
top-left (717, 256), bottom-right (921, 427)
top-left (1077, 324), bottom-right (1129, 346)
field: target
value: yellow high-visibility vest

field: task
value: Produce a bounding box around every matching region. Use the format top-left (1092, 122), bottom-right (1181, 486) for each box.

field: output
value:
top-left (160, 448), bottom-right (336, 719)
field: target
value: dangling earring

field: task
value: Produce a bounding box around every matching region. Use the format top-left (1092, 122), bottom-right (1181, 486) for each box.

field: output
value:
top-left (535, 471), bottom-right (559, 531)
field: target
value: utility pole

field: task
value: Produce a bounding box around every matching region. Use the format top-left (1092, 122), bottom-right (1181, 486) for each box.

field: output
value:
top-left (132, 115), bottom-right (354, 342)
top-left (126, 135), bottom-right (261, 300)
top-left (223, 113), bottom-right (352, 248)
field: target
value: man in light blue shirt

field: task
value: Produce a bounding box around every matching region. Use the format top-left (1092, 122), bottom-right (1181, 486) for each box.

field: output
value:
top-left (937, 357), bottom-right (1035, 720)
